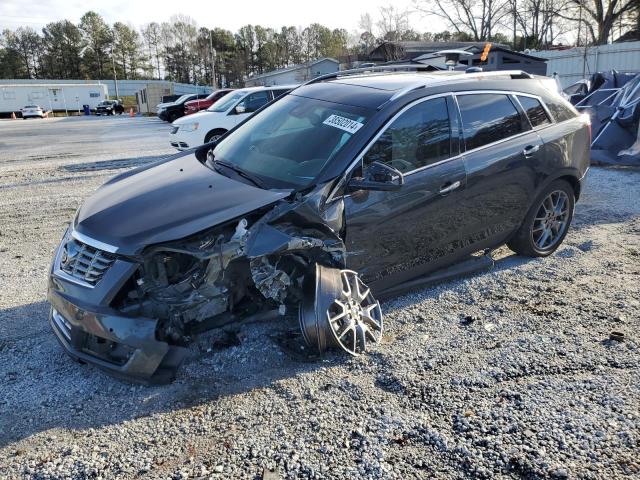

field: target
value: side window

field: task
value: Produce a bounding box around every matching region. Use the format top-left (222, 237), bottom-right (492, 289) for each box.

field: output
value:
top-left (517, 95), bottom-right (551, 128)
top-left (544, 96), bottom-right (578, 122)
top-left (457, 94), bottom-right (523, 151)
top-left (271, 89), bottom-right (289, 99)
top-left (363, 97), bottom-right (451, 173)
top-left (237, 91), bottom-right (270, 113)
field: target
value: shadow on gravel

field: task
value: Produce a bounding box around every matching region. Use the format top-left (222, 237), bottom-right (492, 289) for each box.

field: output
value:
top-left (61, 154), bottom-right (169, 172)
top-left (0, 300), bottom-right (331, 448)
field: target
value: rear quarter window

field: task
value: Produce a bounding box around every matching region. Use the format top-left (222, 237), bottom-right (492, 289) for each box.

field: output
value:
top-left (517, 95), bottom-right (551, 128)
top-left (543, 95), bottom-right (579, 122)
top-left (457, 93), bottom-right (524, 151)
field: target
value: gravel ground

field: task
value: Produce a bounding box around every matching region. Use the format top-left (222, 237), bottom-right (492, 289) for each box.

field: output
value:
top-left (0, 116), bottom-right (638, 479)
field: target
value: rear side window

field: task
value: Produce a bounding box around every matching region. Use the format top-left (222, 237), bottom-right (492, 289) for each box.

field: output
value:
top-left (271, 89), bottom-right (289, 99)
top-left (363, 97), bottom-right (451, 173)
top-left (517, 95), bottom-right (551, 127)
top-left (457, 94), bottom-right (523, 151)
top-left (544, 96), bottom-right (578, 122)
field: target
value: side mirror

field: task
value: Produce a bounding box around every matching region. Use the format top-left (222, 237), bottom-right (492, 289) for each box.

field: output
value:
top-left (234, 104), bottom-right (246, 114)
top-left (348, 161), bottom-right (404, 192)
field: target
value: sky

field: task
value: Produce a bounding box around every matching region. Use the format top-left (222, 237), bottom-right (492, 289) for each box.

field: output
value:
top-left (0, 0), bottom-right (419, 33)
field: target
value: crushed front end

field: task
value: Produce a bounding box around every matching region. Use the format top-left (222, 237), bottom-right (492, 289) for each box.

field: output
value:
top-left (48, 185), bottom-right (383, 383)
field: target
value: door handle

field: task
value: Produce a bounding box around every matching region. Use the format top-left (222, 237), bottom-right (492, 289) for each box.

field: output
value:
top-left (439, 180), bottom-right (461, 195)
top-left (523, 144), bottom-right (540, 157)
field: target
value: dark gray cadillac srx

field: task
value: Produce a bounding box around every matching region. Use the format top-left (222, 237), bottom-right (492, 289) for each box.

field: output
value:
top-left (48, 68), bottom-right (590, 383)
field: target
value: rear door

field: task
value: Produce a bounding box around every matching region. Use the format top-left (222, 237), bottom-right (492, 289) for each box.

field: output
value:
top-left (455, 92), bottom-right (543, 247)
top-left (344, 95), bottom-right (469, 289)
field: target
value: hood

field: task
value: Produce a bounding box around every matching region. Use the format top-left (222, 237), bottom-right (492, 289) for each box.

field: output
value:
top-left (74, 154), bottom-right (291, 255)
top-left (173, 110), bottom-right (216, 125)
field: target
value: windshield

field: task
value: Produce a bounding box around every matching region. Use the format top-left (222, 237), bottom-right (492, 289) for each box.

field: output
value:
top-left (174, 95), bottom-right (192, 104)
top-left (211, 94), bottom-right (371, 189)
top-left (207, 91), bottom-right (246, 112)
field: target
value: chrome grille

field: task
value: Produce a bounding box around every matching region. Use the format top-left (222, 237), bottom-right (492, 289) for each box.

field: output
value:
top-left (59, 238), bottom-right (115, 286)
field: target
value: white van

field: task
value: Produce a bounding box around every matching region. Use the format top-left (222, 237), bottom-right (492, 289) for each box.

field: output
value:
top-left (170, 85), bottom-right (295, 150)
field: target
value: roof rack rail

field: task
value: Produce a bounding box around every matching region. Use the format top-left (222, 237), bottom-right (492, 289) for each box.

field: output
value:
top-left (303, 64), bottom-right (438, 86)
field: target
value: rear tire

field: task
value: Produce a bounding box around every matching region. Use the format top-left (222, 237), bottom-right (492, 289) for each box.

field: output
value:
top-left (507, 179), bottom-right (575, 257)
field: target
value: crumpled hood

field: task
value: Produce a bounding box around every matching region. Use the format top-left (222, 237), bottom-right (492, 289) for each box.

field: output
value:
top-left (74, 154), bottom-right (291, 255)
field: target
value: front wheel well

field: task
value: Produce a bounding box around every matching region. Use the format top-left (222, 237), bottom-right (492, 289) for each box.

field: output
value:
top-left (205, 129), bottom-right (227, 143)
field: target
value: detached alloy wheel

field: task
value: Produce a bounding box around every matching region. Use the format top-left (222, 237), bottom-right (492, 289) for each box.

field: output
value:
top-left (299, 265), bottom-right (383, 356)
top-left (508, 179), bottom-right (575, 257)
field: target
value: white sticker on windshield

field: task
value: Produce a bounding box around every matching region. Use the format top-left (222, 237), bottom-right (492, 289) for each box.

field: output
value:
top-left (322, 114), bottom-right (364, 134)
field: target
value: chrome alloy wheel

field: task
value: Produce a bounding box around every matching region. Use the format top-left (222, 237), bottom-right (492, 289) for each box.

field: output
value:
top-left (326, 270), bottom-right (383, 356)
top-left (531, 190), bottom-right (570, 250)
top-left (299, 265), bottom-right (383, 356)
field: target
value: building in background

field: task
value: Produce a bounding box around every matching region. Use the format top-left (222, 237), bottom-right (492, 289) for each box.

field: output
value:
top-left (0, 79), bottom-right (211, 98)
top-left (413, 46), bottom-right (547, 75)
top-left (366, 41), bottom-right (509, 63)
top-left (245, 58), bottom-right (339, 87)
top-left (135, 82), bottom-right (175, 115)
top-left (0, 83), bottom-right (107, 114)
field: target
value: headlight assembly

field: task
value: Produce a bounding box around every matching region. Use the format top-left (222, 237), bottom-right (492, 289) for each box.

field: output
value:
top-left (180, 123), bottom-right (199, 132)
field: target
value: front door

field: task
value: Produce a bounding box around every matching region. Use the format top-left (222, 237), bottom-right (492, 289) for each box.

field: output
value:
top-left (343, 95), bottom-right (468, 291)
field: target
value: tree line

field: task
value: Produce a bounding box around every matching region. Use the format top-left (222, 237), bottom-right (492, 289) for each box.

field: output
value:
top-left (1, 1), bottom-right (638, 87)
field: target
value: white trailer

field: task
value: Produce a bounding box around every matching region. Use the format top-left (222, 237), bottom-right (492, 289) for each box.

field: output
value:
top-left (0, 83), bottom-right (108, 114)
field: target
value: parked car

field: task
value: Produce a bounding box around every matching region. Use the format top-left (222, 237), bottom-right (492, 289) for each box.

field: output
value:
top-left (157, 94), bottom-right (196, 120)
top-left (95, 100), bottom-right (125, 116)
top-left (170, 86), bottom-right (294, 150)
top-left (159, 94), bottom-right (209, 122)
top-left (48, 69), bottom-right (590, 383)
top-left (184, 89), bottom-right (234, 116)
top-left (20, 105), bottom-right (45, 119)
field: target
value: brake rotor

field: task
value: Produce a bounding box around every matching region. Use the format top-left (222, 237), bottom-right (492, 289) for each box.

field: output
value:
top-left (299, 264), bottom-right (383, 356)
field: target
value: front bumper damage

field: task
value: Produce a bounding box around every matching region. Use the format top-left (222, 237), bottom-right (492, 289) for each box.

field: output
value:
top-left (48, 184), bottom-right (383, 383)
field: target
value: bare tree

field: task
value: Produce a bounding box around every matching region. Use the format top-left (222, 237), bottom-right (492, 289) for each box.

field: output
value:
top-left (562, 0), bottom-right (638, 44)
top-left (509, 0), bottom-right (572, 49)
top-left (377, 5), bottom-right (413, 41)
top-left (414, 0), bottom-right (512, 41)
top-left (142, 22), bottom-right (162, 79)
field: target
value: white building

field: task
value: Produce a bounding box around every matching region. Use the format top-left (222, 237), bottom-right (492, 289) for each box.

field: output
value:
top-left (245, 58), bottom-right (339, 87)
top-left (0, 83), bottom-right (108, 114)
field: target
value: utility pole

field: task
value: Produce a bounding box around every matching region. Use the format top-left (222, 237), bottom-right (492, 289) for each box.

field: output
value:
top-left (512, 0), bottom-right (517, 50)
top-left (210, 31), bottom-right (217, 89)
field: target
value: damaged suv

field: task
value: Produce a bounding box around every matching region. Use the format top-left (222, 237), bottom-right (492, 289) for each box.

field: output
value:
top-left (48, 68), bottom-right (590, 383)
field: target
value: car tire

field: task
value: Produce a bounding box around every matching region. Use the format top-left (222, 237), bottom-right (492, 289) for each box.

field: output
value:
top-left (204, 129), bottom-right (227, 144)
top-left (507, 179), bottom-right (575, 257)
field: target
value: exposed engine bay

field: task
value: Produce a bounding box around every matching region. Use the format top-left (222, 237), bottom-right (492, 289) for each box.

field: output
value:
top-left (111, 184), bottom-right (383, 360)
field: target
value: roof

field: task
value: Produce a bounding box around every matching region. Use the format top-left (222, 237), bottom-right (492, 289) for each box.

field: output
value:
top-left (246, 58), bottom-right (339, 81)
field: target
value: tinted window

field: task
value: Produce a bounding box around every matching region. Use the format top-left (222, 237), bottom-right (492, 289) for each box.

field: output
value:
top-left (517, 96), bottom-right (551, 127)
top-left (238, 91), bottom-right (270, 113)
top-left (363, 97), bottom-right (451, 173)
top-left (457, 94), bottom-right (523, 150)
top-left (544, 96), bottom-right (578, 122)
top-left (271, 89), bottom-right (289, 99)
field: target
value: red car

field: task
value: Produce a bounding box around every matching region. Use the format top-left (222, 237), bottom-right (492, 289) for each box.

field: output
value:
top-left (184, 89), bottom-right (233, 115)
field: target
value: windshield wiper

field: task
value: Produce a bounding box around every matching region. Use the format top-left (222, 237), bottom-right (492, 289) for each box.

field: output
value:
top-left (213, 159), bottom-right (266, 189)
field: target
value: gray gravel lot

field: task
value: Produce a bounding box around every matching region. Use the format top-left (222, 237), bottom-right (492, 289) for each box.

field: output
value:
top-left (0, 116), bottom-right (638, 479)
